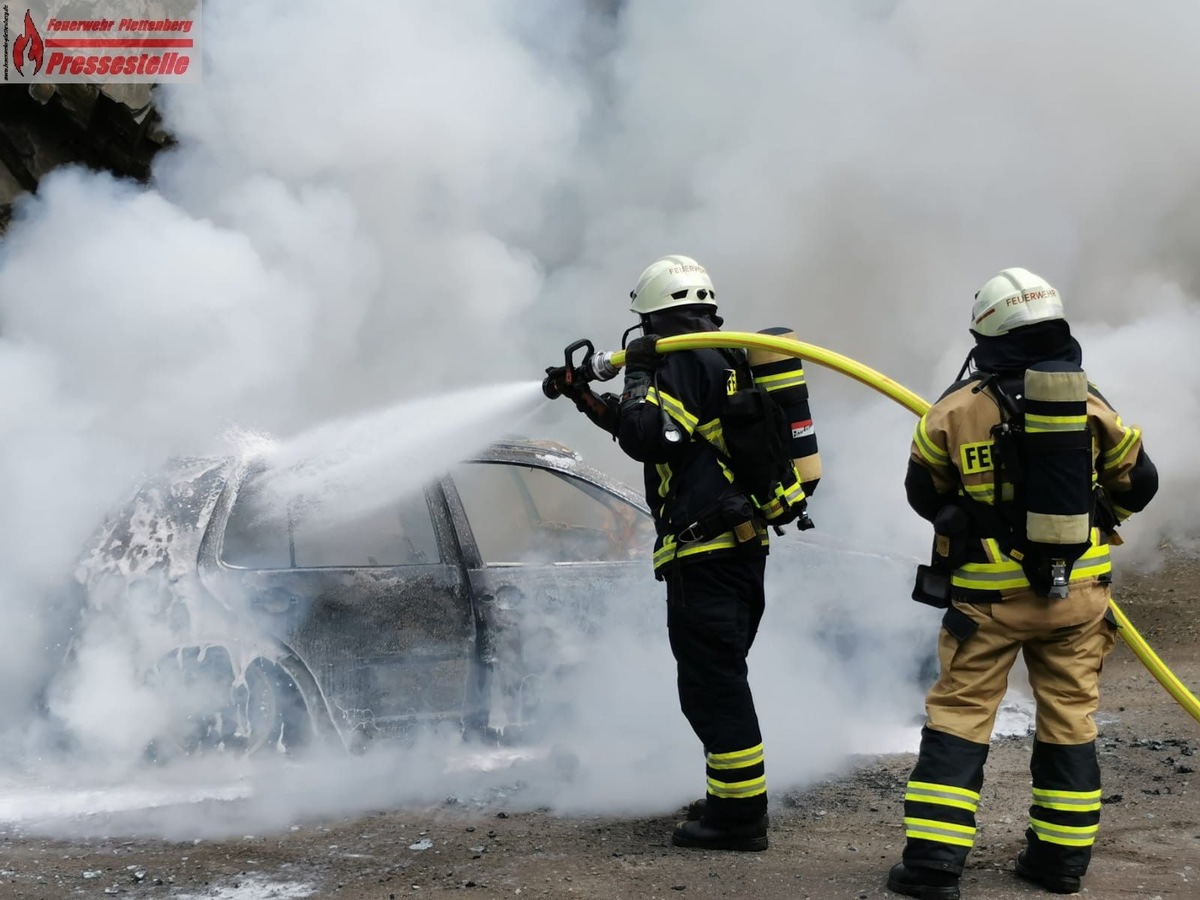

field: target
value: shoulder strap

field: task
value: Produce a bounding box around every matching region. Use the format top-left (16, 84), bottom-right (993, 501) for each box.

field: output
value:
top-left (970, 371), bottom-right (1022, 422)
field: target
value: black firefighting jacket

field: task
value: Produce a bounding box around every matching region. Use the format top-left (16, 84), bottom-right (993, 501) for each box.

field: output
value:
top-left (616, 308), bottom-right (768, 576)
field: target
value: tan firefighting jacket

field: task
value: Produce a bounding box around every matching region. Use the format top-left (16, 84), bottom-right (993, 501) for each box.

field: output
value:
top-left (910, 380), bottom-right (1145, 602)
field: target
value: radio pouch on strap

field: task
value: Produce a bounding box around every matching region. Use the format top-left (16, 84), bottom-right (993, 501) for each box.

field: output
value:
top-left (912, 565), bottom-right (951, 608)
top-left (911, 505), bottom-right (968, 608)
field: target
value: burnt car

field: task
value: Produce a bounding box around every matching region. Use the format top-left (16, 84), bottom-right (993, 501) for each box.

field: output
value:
top-left (72, 439), bottom-right (660, 758)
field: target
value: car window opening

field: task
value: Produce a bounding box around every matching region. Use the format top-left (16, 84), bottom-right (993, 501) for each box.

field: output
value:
top-left (452, 463), bottom-right (653, 566)
top-left (222, 473), bottom-right (440, 570)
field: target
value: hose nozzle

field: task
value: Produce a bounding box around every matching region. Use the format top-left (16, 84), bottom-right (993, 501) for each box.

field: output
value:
top-left (588, 350), bottom-right (620, 383)
top-left (541, 340), bottom-right (622, 401)
top-left (542, 366), bottom-right (570, 400)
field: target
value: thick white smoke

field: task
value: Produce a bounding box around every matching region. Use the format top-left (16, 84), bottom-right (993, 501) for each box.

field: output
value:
top-left (0, 0), bottom-right (1195, 834)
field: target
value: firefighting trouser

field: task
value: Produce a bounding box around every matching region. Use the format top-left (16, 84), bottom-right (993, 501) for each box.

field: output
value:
top-left (902, 584), bottom-right (1118, 877)
top-left (665, 554), bottom-right (767, 826)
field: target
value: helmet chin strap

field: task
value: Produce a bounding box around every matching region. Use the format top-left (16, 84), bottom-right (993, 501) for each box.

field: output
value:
top-left (622, 321), bottom-right (647, 348)
top-left (955, 347), bottom-right (976, 382)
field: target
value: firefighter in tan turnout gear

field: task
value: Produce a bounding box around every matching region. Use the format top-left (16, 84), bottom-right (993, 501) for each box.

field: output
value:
top-left (886, 268), bottom-right (1159, 899)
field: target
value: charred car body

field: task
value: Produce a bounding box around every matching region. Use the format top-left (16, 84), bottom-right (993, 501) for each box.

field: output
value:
top-left (73, 440), bottom-right (658, 757)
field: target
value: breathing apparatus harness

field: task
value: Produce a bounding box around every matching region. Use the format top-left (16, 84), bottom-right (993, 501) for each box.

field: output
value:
top-left (707, 344), bottom-right (814, 535)
top-left (542, 328), bottom-right (816, 546)
top-left (915, 355), bottom-right (1102, 607)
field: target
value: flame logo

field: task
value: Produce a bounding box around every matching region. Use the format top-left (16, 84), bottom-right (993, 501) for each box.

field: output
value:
top-left (13, 10), bottom-right (44, 77)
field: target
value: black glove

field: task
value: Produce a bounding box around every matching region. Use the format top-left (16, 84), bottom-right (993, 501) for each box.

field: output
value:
top-left (619, 334), bottom-right (659, 413)
top-left (623, 334), bottom-right (662, 376)
top-left (794, 497), bottom-right (815, 531)
top-left (578, 388), bottom-right (624, 434)
top-left (932, 504), bottom-right (970, 569)
top-left (571, 386), bottom-right (619, 436)
top-left (558, 374), bottom-right (586, 403)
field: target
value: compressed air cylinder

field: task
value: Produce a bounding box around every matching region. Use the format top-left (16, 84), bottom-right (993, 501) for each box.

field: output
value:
top-left (1022, 362), bottom-right (1092, 550)
top-left (748, 327), bottom-right (821, 487)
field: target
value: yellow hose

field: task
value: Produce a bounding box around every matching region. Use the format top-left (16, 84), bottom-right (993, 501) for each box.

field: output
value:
top-left (610, 331), bottom-right (1200, 724)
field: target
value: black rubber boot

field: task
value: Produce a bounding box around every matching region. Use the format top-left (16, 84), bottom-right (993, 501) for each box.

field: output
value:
top-left (886, 862), bottom-right (961, 900)
top-left (685, 798), bottom-right (770, 827)
top-left (671, 817), bottom-right (768, 852)
top-left (1015, 850), bottom-right (1082, 894)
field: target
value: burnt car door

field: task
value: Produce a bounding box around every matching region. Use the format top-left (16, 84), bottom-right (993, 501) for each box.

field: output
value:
top-left (204, 469), bottom-right (476, 745)
top-left (442, 459), bottom-right (659, 739)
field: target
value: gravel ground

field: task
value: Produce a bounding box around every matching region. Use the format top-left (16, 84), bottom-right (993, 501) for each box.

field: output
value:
top-left (0, 558), bottom-right (1197, 900)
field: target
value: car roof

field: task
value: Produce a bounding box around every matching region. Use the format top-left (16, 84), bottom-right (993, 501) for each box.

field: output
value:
top-left (460, 439), bottom-right (648, 512)
top-left (159, 439), bottom-right (647, 515)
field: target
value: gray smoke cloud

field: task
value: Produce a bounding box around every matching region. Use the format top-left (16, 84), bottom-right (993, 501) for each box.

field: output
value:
top-left (0, 0), bottom-right (1194, 835)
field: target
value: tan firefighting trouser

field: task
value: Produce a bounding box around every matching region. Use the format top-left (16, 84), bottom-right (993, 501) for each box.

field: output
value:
top-left (926, 585), bottom-right (1119, 745)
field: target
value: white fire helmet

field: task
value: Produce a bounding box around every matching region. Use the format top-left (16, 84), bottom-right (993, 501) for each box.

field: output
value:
top-left (629, 255), bottom-right (717, 315)
top-left (970, 267), bottom-right (1065, 337)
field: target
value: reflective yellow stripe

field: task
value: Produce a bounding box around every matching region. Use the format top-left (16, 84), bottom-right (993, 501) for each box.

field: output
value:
top-left (1103, 425), bottom-right (1140, 469)
top-left (1032, 788), bottom-right (1101, 812)
top-left (677, 533), bottom-right (739, 554)
top-left (753, 370), bottom-right (806, 390)
top-left (981, 537), bottom-right (1004, 564)
top-left (696, 417), bottom-right (729, 455)
top-left (781, 477), bottom-right (806, 504)
top-left (914, 417), bottom-right (949, 466)
top-left (961, 481), bottom-right (1014, 505)
top-left (656, 463), bottom-right (672, 499)
top-left (647, 388), bottom-right (698, 436)
top-left (951, 568), bottom-right (1031, 591)
top-left (1029, 817), bottom-right (1098, 847)
top-left (761, 499), bottom-right (784, 518)
top-left (952, 535), bottom-right (1111, 591)
top-left (707, 774), bottom-right (766, 799)
top-left (708, 744), bottom-right (764, 769)
top-left (903, 817), bottom-right (975, 848)
top-left (1026, 413), bottom-right (1088, 433)
top-left (655, 528), bottom-right (769, 568)
top-left (754, 478), bottom-right (807, 520)
top-left (654, 531), bottom-right (740, 569)
top-left (1069, 554), bottom-right (1113, 581)
top-left (963, 482), bottom-right (993, 502)
top-left (905, 781), bottom-right (980, 812)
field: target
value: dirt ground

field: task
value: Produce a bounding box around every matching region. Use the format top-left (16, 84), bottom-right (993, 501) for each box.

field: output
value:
top-left (1, 557), bottom-right (1197, 900)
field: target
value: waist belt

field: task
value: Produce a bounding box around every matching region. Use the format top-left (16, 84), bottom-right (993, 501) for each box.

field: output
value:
top-left (653, 524), bottom-right (768, 574)
top-left (950, 529), bottom-right (1111, 601)
top-left (675, 508), bottom-right (758, 545)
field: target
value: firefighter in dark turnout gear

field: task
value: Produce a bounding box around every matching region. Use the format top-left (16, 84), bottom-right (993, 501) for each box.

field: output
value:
top-left (887, 268), bottom-right (1159, 900)
top-left (562, 254), bottom-right (800, 852)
